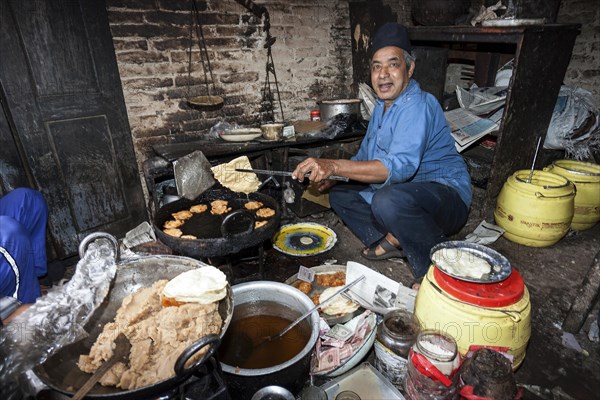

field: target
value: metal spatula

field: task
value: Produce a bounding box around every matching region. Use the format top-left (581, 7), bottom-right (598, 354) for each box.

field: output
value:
top-left (174, 150), bottom-right (215, 200)
top-left (72, 333), bottom-right (131, 400)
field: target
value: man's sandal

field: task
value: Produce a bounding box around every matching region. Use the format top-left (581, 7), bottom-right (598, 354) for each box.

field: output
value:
top-left (361, 237), bottom-right (404, 261)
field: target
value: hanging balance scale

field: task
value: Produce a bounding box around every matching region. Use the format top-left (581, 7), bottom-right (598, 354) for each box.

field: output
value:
top-left (186, 0), bottom-right (224, 109)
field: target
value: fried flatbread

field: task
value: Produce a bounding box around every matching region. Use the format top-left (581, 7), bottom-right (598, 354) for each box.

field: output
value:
top-left (256, 207), bottom-right (275, 218)
top-left (189, 204), bottom-right (208, 213)
top-left (254, 220), bottom-right (268, 229)
top-left (172, 210), bottom-right (193, 220)
top-left (210, 199), bottom-right (231, 215)
top-left (163, 219), bottom-right (183, 229)
top-left (245, 201), bottom-right (263, 210)
top-left (163, 228), bottom-right (183, 238)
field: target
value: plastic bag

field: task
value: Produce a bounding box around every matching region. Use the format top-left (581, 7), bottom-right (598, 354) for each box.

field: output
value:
top-left (0, 237), bottom-right (117, 397)
top-left (208, 121), bottom-right (239, 139)
top-left (544, 86), bottom-right (600, 159)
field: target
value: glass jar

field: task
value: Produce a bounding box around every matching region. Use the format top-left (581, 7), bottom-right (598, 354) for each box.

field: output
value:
top-left (374, 309), bottom-right (419, 389)
top-left (404, 330), bottom-right (459, 400)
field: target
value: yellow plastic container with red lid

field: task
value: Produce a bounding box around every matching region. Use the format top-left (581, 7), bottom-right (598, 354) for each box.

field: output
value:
top-left (414, 242), bottom-right (531, 370)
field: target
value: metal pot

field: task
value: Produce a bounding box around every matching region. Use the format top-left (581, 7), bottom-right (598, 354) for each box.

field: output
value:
top-left (153, 187), bottom-right (280, 258)
top-left (220, 281), bottom-right (319, 400)
top-left (34, 233), bottom-right (233, 399)
top-left (319, 99), bottom-right (361, 122)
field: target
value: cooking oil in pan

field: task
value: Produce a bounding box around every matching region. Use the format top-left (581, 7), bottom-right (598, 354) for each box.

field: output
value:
top-left (218, 301), bottom-right (311, 369)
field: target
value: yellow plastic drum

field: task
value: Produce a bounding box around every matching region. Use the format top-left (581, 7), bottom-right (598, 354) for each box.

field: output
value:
top-left (544, 160), bottom-right (600, 231)
top-left (494, 170), bottom-right (575, 247)
top-left (414, 266), bottom-right (531, 370)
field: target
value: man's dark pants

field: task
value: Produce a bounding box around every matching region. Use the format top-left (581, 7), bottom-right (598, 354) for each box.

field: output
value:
top-left (329, 181), bottom-right (469, 278)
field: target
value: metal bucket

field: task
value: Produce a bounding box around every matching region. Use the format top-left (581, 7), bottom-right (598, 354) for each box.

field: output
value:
top-left (544, 160), bottom-right (600, 231)
top-left (319, 99), bottom-right (361, 122)
top-left (220, 281), bottom-right (319, 400)
top-left (494, 170), bottom-right (575, 247)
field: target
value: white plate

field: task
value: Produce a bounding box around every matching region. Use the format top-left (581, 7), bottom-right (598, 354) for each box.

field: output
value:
top-left (220, 129), bottom-right (262, 142)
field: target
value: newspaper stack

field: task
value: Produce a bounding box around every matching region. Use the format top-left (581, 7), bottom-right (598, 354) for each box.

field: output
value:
top-left (311, 310), bottom-right (376, 375)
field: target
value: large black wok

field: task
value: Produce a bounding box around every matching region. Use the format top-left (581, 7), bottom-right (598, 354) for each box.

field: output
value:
top-left (34, 234), bottom-right (234, 399)
top-left (154, 187), bottom-right (281, 258)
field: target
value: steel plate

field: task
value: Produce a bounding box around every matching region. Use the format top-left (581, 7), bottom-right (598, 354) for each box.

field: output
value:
top-left (430, 241), bottom-right (512, 283)
top-left (285, 265), bottom-right (362, 326)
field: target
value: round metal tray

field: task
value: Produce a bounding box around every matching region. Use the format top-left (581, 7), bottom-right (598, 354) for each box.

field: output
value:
top-left (285, 265), bottom-right (363, 325)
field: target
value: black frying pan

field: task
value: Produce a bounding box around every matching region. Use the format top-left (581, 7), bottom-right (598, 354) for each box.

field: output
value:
top-left (33, 250), bottom-right (233, 399)
top-left (153, 187), bottom-right (281, 258)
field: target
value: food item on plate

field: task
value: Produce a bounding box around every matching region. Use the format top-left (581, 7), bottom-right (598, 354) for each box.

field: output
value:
top-left (318, 286), bottom-right (360, 316)
top-left (254, 220), bottom-right (268, 229)
top-left (432, 248), bottom-right (492, 279)
top-left (244, 201), bottom-right (263, 210)
top-left (315, 271), bottom-right (346, 287)
top-left (162, 267), bottom-right (228, 305)
top-left (190, 204), bottom-right (208, 213)
top-left (78, 266), bottom-right (227, 390)
top-left (211, 199), bottom-right (232, 215)
top-left (172, 210), bottom-right (193, 220)
top-left (295, 281), bottom-right (313, 294)
top-left (181, 234), bottom-right (197, 240)
top-left (256, 207), bottom-right (275, 218)
top-left (311, 293), bottom-right (320, 306)
top-left (211, 155), bottom-right (261, 194)
top-left (163, 228), bottom-right (183, 238)
top-left (163, 219), bottom-right (183, 229)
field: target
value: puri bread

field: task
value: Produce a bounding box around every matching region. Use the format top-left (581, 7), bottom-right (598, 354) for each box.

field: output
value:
top-left (432, 248), bottom-right (492, 279)
top-left (162, 266), bottom-right (228, 304)
top-left (319, 286), bottom-right (359, 316)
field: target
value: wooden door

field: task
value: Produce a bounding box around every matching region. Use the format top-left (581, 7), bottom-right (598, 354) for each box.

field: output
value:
top-left (0, 0), bottom-right (146, 259)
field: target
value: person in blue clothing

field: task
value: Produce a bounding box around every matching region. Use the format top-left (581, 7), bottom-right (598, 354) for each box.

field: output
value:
top-left (0, 187), bottom-right (48, 323)
top-left (292, 23), bottom-right (471, 281)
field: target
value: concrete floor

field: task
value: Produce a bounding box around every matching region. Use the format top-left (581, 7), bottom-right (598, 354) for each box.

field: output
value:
top-left (253, 193), bottom-right (600, 400)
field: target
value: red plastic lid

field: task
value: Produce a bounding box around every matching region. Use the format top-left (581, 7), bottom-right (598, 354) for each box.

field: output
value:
top-left (432, 267), bottom-right (525, 307)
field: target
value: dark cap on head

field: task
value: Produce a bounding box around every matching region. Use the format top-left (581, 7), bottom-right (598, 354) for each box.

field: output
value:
top-left (370, 22), bottom-right (412, 57)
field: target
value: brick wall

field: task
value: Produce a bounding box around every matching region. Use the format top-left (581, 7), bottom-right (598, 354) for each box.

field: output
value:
top-left (557, 0), bottom-right (600, 104)
top-left (106, 0), bottom-right (361, 162)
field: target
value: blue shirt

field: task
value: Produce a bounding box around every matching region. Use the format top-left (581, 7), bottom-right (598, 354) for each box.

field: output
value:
top-left (351, 80), bottom-right (472, 208)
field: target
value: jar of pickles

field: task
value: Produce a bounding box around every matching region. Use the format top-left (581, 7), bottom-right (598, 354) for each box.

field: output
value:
top-left (374, 309), bottom-right (419, 389)
top-left (404, 330), bottom-right (460, 400)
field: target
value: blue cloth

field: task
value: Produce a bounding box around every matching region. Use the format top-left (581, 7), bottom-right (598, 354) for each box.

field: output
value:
top-left (330, 181), bottom-right (469, 278)
top-left (352, 80), bottom-right (472, 208)
top-left (0, 188), bottom-right (48, 303)
top-left (331, 80), bottom-right (472, 278)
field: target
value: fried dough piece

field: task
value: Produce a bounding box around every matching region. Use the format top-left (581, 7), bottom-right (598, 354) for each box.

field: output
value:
top-left (315, 271), bottom-right (346, 287)
top-left (163, 228), bottom-right (183, 238)
top-left (245, 201), bottom-right (263, 210)
top-left (172, 210), bottom-right (193, 220)
top-left (211, 199), bottom-right (231, 215)
top-left (163, 219), bottom-right (183, 229)
top-left (295, 281), bottom-right (312, 295)
top-left (181, 234), bottom-right (197, 240)
top-left (256, 207), bottom-right (275, 218)
top-left (190, 204), bottom-right (208, 213)
top-left (254, 220), bottom-right (268, 229)
top-left (311, 293), bottom-right (321, 306)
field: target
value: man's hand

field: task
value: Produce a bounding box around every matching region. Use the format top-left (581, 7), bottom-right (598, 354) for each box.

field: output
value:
top-left (292, 157), bottom-right (339, 183)
top-left (317, 180), bottom-right (337, 192)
